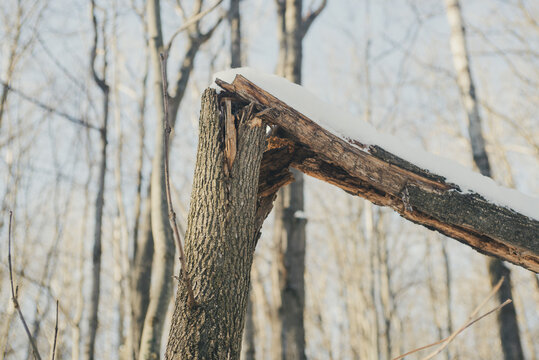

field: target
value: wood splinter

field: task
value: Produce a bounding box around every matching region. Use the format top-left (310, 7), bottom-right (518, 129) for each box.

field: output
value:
top-left (223, 99), bottom-right (237, 175)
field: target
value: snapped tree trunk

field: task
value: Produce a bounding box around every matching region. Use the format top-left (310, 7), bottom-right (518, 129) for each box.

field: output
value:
top-left (444, 1), bottom-right (524, 358)
top-left (215, 75), bottom-right (539, 271)
top-left (165, 89), bottom-right (266, 359)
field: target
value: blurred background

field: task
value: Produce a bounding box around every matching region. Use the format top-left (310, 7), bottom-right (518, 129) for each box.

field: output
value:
top-left (0, 0), bottom-right (537, 359)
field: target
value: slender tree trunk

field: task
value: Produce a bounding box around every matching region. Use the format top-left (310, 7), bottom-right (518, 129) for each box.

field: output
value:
top-left (131, 191), bottom-right (154, 360)
top-left (444, 1), bottom-right (524, 359)
top-left (272, 1), bottom-right (306, 359)
top-left (241, 295), bottom-right (256, 360)
top-left (229, 0), bottom-right (241, 68)
top-left (112, 18), bottom-right (131, 355)
top-left (138, 2), bottom-right (221, 357)
top-left (130, 29), bottom-right (149, 360)
top-left (165, 89), bottom-right (266, 359)
top-left (138, 1), bottom-right (175, 358)
top-left (84, 98), bottom-right (109, 360)
top-left (270, 1), bottom-right (326, 358)
top-left (84, 2), bottom-right (110, 358)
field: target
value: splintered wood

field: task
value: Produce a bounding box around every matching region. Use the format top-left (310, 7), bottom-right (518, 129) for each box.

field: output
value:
top-left (216, 75), bottom-right (539, 273)
top-left (223, 99), bottom-right (237, 176)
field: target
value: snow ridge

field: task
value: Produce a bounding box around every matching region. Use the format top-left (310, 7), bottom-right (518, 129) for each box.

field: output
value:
top-left (212, 67), bottom-right (539, 221)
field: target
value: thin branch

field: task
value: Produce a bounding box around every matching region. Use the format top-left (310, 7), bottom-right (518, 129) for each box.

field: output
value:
top-left (165, 0), bottom-right (224, 53)
top-left (8, 211), bottom-right (43, 360)
top-left (0, 80), bottom-right (100, 130)
top-left (49, 300), bottom-right (59, 360)
top-left (301, 0), bottom-right (327, 38)
top-left (90, 0), bottom-right (109, 92)
top-left (392, 277), bottom-right (508, 360)
top-left (36, 34), bottom-right (87, 93)
top-left (159, 52), bottom-right (196, 307)
top-left (174, 0), bottom-right (187, 20)
top-left (199, 13), bottom-right (224, 42)
top-left (421, 300), bottom-right (512, 360)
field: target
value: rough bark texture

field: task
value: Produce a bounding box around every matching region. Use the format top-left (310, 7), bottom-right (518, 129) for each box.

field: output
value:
top-left (215, 76), bottom-right (539, 272)
top-left (445, 1), bottom-right (525, 358)
top-left (165, 89), bottom-right (266, 359)
top-left (136, 1), bottom-right (218, 357)
top-left (138, 1), bottom-right (175, 358)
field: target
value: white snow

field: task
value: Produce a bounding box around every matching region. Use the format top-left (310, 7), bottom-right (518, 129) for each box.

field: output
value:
top-left (212, 68), bottom-right (539, 221)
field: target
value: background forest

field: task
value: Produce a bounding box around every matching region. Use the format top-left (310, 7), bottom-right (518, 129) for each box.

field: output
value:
top-left (0, 0), bottom-right (538, 359)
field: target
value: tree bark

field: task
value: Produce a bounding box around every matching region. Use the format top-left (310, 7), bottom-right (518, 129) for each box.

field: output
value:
top-left (444, 1), bottom-right (525, 358)
top-left (137, 2), bottom-right (222, 357)
top-left (165, 89), bottom-right (266, 359)
top-left (216, 75), bottom-right (539, 272)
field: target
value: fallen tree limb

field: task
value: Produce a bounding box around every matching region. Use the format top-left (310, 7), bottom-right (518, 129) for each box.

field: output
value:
top-left (216, 75), bottom-right (539, 272)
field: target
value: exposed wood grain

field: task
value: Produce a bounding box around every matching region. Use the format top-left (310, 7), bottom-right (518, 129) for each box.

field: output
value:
top-left (215, 76), bottom-right (539, 272)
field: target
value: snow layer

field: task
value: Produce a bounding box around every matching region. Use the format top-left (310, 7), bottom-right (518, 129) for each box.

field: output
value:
top-left (212, 68), bottom-right (539, 220)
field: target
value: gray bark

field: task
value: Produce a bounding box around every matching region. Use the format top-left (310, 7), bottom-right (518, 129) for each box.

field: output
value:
top-left (444, 1), bottom-right (524, 359)
top-left (165, 89), bottom-right (266, 359)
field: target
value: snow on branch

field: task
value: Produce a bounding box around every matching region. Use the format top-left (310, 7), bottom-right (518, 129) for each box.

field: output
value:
top-left (213, 68), bottom-right (539, 272)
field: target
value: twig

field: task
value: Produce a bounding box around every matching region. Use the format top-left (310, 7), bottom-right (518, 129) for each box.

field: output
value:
top-left (0, 80), bottom-right (99, 130)
top-left (8, 211), bottom-right (43, 360)
top-left (49, 300), bottom-right (59, 360)
top-left (392, 277), bottom-right (508, 360)
top-left (165, 0), bottom-right (223, 53)
top-left (159, 52), bottom-right (196, 307)
top-left (421, 299), bottom-right (512, 360)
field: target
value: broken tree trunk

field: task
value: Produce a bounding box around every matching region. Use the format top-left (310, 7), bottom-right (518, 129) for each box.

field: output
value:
top-left (216, 75), bottom-right (539, 273)
top-left (165, 89), bottom-right (266, 359)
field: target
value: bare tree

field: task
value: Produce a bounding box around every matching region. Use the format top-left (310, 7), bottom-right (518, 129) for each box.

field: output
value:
top-left (444, 1), bottom-right (524, 359)
top-left (0, 0), bottom-right (46, 131)
top-left (84, 1), bottom-right (110, 359)
top-left (270, 1), bottom-right (326, 359)
top-left (229, 0), bottom-right (241, 68)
